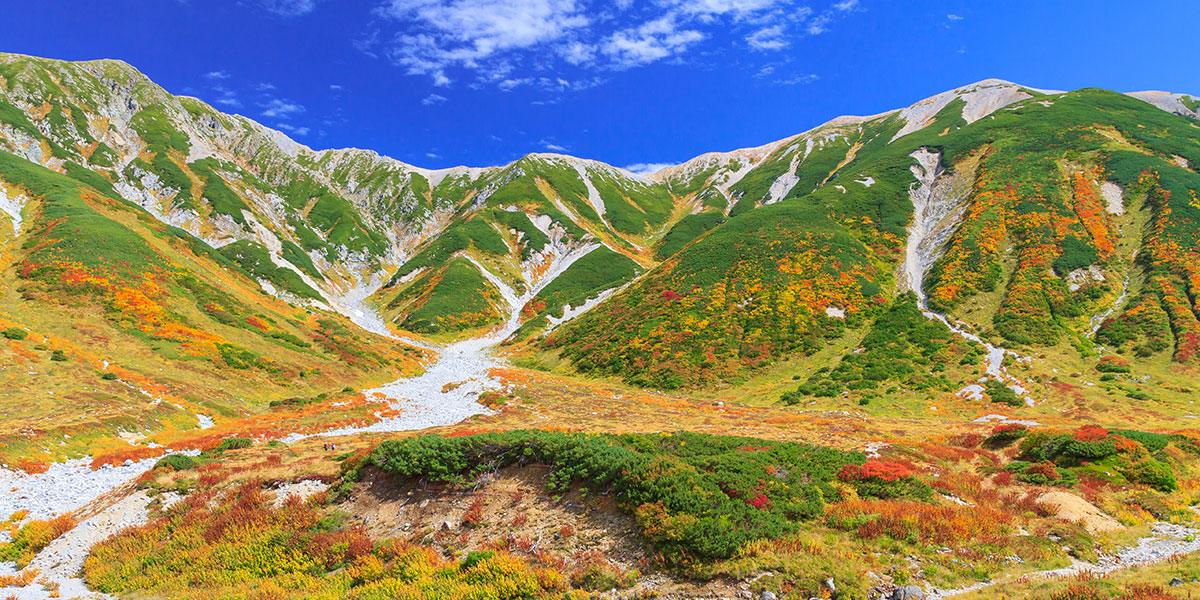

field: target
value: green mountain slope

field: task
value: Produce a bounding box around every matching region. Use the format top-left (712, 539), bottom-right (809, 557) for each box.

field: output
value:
top-left (3, 51), bottom-right (1200, 406)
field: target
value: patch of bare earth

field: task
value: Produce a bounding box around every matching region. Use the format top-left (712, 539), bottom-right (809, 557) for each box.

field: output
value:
top-left (340, 464), bottom-right (745, 599)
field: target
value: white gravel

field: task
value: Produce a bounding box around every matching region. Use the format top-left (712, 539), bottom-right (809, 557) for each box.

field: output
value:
top-left (293, 243), bottom-right (600, 441)
top-left (0, 491), bottom-right (167, 600)
top-left (0, 457), bottom-right (163, 523)
top-left (269, 480), bottom-right (330, 508)
top-left (1101, 181), bottom-right (1125, 215)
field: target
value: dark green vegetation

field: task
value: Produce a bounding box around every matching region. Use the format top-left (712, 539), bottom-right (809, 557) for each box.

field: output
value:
top-left (386, 257), bottom-right (503, 334)
top-left (655, 211), bottom-right (726, 259)
top-left (218, 240), bottom-right (323, 301)
top-left (511, 247), bottom-right (642, 341)
top-left (1015, 426), bottom-right (1197, 492)
top-left (783, 294), bottom-right (983, 403)
top-left (360, 430), bottom-right (882, 559)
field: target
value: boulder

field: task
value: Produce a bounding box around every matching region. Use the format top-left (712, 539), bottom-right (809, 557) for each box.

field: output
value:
top-left (892, 586), bottom-right (925, 600)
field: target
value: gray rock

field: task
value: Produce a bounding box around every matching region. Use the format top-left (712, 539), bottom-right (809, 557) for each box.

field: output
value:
top-left (892, 586), bottom-right (925, 600)
top-left (1170, 577), bottom-right (1184, 586)
top-left (760, 592), bottom-right (777, 600)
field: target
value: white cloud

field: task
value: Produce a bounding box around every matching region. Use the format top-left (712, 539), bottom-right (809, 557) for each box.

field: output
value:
top-left (210, 85), bottom-right (241, 107)
top-left (947, 13), bottom-right (964, 21)
top-left (623, 162), bottom-right (675, 175)
top-left (329, 84), bottom-right (343, 91)
top-left (205, 70), bottom-right (230, 80)
top-left (808, 0), bottom-right (860, 34)
top-left (260, 98), bottom-right (306, 118)
top-left (776, 73), bottom-right (819, 85)
top-left (258, 0), bottom-right (318, 16)
top-left (379, 0), bottom-right (588, 83)
top-left (368, 0), bottom-right (859, 88)
top-left (276, 123), bottom-right (311, 136)
top-left (498, 78), bottom-right (532, 91)
top-left (425, 152), bottom-right (442, 159)
top-left (421, 93), bottom-right (448, 105)
top-left (806, 14), bottom-right (831, 34)
top-left (602, 16), bottom-right (705, 69)
top-left (540, 139), bottom-right (567, 151)
top-left (256, 82), bottom-right (277, 92)
top-left (747, 24), bottom-right (788, 51)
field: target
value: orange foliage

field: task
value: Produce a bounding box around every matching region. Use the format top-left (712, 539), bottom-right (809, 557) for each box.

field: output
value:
top-left (826, 498), bottom-right (1013, 546)
top-left (1071, 170), bottom-right (1115, 258)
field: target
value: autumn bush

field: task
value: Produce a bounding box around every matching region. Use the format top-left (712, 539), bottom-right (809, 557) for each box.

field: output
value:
top-left (986, 423), bottom-right (1029, 444)
top-left (1, 327), bottom-right (26, 340)
top-left (84, 480), bottom-right (574, 599)
top-left (837, 459), bottom-right (933, 500)
top-left (0, 514), bottom-right (76, 568)
top-left (825, 499), bottom-right (1013, 546)
top-left (1015, 426), bottom-right (1181, 491)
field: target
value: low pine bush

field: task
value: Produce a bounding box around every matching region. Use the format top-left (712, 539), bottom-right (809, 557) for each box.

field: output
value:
top-left (362, 430), bottom-right (880, 559)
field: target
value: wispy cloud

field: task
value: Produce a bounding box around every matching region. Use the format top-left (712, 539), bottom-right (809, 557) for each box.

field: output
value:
top-left (776, 73), bottom-right (819, 85)
top-left (210, 85), bottom-right (242, 107)
top-left (747, 24), bottom-right (788, 51)
top-left (204, 70), bottom-right (231, 80)
top-left (947, 13), bottom-right (964, 21)
top-left (276, 122), bottom-right (311, 136)
top-left (539, 138), bottom-right (568, 152)
top-left (602, 16), bottom-right (706, 70)
top-left (624, 162), bottom-right (675, 175)
top-left (364, 0), bottom-right (858, 89)
top-left (257, 0), bottom-right (319, 17)
top-left (260, 98), bottom-right (306, 118)
top-left (422, 93), bottom-right (447, 105)
top-left (807, 0), bottom-right (859, 35)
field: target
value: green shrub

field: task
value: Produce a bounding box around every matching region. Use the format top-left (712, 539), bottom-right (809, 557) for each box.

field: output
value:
top-left (1122, 460), bottom-right (1177, 492)
top-left (365, 430), bottom-right (863, 559)
top-left (984, 380), bottom-right (1022, 406)
top-left (154, 454), bottom-right (198, 471)
top-left (1, 327), bottom-right (27, 340)
top-left (214, 438), bottom-right (252, 452)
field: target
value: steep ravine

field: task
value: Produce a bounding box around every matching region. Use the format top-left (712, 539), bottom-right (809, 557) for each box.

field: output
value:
top-left (900, 148), bottom-right (1034, 403)
top-left (0, 243), bottom-right (606, 599)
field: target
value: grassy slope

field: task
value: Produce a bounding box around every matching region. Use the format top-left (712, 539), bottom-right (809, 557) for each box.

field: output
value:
top-left (543, 89), bottom-right (1200, 395)
top-left (0, 150), bottom-right (424, 466)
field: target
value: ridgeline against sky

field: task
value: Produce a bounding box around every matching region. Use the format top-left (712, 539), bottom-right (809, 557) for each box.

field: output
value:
top-left (2, 0), bottom-right (1196, 171)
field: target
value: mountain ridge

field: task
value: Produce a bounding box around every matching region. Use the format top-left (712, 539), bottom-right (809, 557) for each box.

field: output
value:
top-left (3, 51), bottom-right (1200, 464)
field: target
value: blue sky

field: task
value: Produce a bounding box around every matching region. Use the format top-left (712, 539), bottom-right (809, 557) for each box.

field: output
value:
top-left (3, 1), bottom-right (1197, 172)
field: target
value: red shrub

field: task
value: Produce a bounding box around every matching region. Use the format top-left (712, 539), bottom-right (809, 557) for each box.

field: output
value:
top-left (992, 423), bottom-right (1028, 436)
top-left (462, 496), bottom-right (486, 527)
top-left (1026, 461), bottom-right (1061, 481)
top-left (1073, 425), bottom-right (1110, 442)
top-left (838, 460), bottom-right (913, 483)
top-left (746, 492), bottom-right (772, 510)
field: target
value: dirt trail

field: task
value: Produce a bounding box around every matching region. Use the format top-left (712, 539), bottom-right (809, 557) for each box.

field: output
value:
top-left (290, 243), bottom-right (600, 440)
top-left (928, 518), bottom-right (1200, 598)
